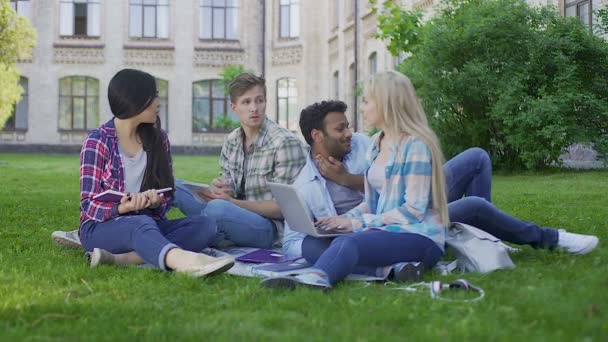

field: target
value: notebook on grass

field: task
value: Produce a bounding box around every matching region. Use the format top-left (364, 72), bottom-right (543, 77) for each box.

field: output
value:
top-left (235, 249), bottom-right (301, 264)
top-left (93, 187), bottom-right (173, 202)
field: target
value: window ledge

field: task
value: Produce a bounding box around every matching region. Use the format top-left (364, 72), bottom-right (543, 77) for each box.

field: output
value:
top-left (58, 129), bottom-right (92, 133)
top-left (123, 44), bottom-right (175, 51)
top-left (54, 42), bottom-right (105, 49)
top-left (1, 129), bottom-right (28, 132)
top-left (194, 46), bottom-right (244, 52)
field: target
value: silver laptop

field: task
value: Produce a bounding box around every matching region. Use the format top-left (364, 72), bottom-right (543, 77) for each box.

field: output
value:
top-left (267, 182), bottom-right (343, 238)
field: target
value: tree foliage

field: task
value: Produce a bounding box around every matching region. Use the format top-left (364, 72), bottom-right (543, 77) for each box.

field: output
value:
top-left (0, 0), bottom-right (36, 129)
top-left (376, 0), bottom-right (608, 169)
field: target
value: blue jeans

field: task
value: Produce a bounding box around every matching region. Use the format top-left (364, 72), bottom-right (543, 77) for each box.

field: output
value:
top-left (173, 179), bottom-right (276, 248)
top-left (79, 215), bottom-right (216, 270)
top-left (302, 230), bottom-right (443, 285)
top-left (444, 147), bottom-right (492, 203)
top-left (444, 148), bottom-right (558, 249)
top-left (449, 196), bottom-right (558, 249)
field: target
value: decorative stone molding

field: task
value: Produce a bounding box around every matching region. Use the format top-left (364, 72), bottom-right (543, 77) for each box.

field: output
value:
top-left (1, 131), bottom-right (27, 142)
top-left (192, 132), bottom-right (227, 145)
top-left (193, 48), bottom-right (245, 68)
top-left (53, 45), bottom-right (105, 64)
top-left (124, 46), bottom-right (175, 67)
top-left (414, 0), bottom-right (434, 9)
top-left (59, 132), bottom-right (88, 144)
top-left (271, 45), bottom-right (303, 66)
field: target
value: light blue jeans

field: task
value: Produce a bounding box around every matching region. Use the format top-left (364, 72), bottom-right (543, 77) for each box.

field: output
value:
top-left (173, 179), bottom-right (276, 248)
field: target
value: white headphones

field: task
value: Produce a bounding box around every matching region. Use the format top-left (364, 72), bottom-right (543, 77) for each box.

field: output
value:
top-left (385, 279), bottom-right (485, 302)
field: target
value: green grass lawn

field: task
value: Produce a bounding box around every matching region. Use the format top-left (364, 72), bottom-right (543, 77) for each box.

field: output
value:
top-left (0, 153), bottom-right (606, 341)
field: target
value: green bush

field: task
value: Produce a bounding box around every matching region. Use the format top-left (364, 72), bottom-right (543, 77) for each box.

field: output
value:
top-left (376, 0), bottom-right (608, 169)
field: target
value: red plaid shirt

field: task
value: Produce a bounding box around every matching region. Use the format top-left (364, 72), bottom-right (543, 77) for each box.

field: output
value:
top-left (79, 119), bottom-right (173, 225)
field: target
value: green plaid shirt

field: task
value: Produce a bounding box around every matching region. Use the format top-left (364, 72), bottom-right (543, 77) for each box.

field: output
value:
top-left (219, 118), bottom-right (307, 201)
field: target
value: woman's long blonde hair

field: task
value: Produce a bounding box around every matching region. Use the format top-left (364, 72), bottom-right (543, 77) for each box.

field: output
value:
top-left (364, 71), bottom-right (449, 225)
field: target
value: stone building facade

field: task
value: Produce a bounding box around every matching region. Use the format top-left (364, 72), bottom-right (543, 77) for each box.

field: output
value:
top-left (2, 0), bottom-right (606, 150)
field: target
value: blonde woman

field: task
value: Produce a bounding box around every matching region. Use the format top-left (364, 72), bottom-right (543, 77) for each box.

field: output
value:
top-left (263, 71), bottom-right (448, 289)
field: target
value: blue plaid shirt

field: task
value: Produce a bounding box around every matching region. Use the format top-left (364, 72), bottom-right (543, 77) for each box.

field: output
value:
top-left (344, 133), bottom-right (446, 250)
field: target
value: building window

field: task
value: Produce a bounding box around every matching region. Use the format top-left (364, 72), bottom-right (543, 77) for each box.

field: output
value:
top-left (333, 71), bottom-right (339, 99)
top-left (200, 0), bottom-right (239, 40)
top-left (564, 0), bottom-right (592, 28)
top-left (3, 77), bottom-right (28, 131)
top-left (368, 52), bottom-right (377, 75)
top-left (59, 0), bottom-right (101, 37)
top-left (156, 78), bottom-right (169, 131)
top-left (129, 0), bottom-right (169, 39)
top-left (279, 0), bottom-right (299, 38)
top-left (192, 79), bottom-right (236, 132)
top-left (58, 76), bottom-right (99, 131)
top-left (393, 51), bottom-right (407, 68)
top-left (276, 77), bottom-right (298, 131)
top-left (9, 0), bottom-right (30, 18)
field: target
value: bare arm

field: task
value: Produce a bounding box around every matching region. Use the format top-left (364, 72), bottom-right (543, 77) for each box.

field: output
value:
top-left (316, 155), bottom-right (365, 192)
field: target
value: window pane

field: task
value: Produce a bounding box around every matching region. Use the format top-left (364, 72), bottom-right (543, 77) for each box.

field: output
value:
top-left (280, 6), bottom-right (289, 37)
top-left (143, 6), bottom-right (156, 37)
top-left (59, 78), bottom-right (72, 96)
top-left (201, 0), bottom-right (211, 6)
top-left (278, 99), bottom-right (287, 128)
top-left (227, 107), bottom-right (238, 121)
top-left (193, 81), bottom-right (209, 97)
top-left (213, 0), bottom-right (226, 6)
top-left (288, 96), bottom-right (298, 131)
top-left (73, 77), bottom-right (86, 96)
top-left (212, 99), bottom-right (225, 116)
top-left (226, 0), bottom-right (238, 6)
top-left (290, 3), bottom-right (299, 37)
top-left (578, 2), bottom-right (590, 26)
top-left (86, 96), bottom-right (99, 129)
top-left (213, 8), bottom-right (225, 38)
top-left (59, 97), bottom-right (72, 130)
top-left (130, 5), bottom-right (142, 36)
top-left (156, 79), bottom-right (168, 97)
top-left (74, 3), bottom-right (87, 35)
top-left (87, 77), bottom-right (99, 95)
top-left (157, 5), bottom-right (169, 38)
top-left (278, 83), bottom-right (287, 98)
top-left (159, 99), bottom-right (168, 131)
top-left (143, 0), bottom-right (156, 4)
top-left (226, 8), bottom-right (238, 39)
top-left (201, 7), bottom-right (212, 38)
top-left (192, 98), bottom-right (210, 131)
top-left (73, 97), bottom-right (85, 129)
top-left (212, 80), bottom-right (225, 98)
top-left (15, 95), bottom-right (28, 130)
top-left (130, 0), bottom-right (143, 4)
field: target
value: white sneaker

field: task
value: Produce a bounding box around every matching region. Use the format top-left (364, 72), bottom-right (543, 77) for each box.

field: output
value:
top-left (52, 229), bottom-right (83, 249)
top-left (557, 229), bottom-right (599, 255)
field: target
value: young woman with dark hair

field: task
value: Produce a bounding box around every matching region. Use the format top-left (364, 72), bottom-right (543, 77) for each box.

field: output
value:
top-left (79, 69), bottom-right (234, 277)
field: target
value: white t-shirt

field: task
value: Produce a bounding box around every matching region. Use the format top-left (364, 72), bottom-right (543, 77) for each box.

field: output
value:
top-left (120, 148), bottom-right (147, 193)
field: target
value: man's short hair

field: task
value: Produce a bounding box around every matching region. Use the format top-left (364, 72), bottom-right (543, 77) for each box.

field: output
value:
top-left (228, 73), bottom-right (266, 103)
top-left (299, 100), bottom-right (348, 145)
